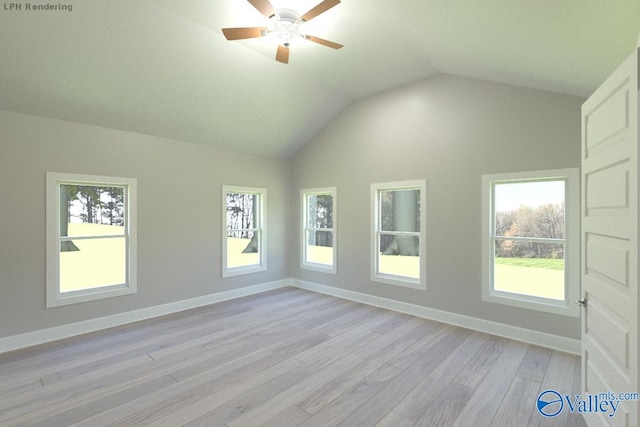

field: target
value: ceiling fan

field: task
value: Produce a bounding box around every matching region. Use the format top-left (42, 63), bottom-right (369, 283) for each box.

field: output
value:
top-left (222, 0), bottom-right (343, 64)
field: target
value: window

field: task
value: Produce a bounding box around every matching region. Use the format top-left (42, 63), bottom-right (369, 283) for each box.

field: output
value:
top-left (302, 188), bottom-right (336, 273)
top-left (371, 180), bottom-right (426, 289)
top-left (46, 172), bottom-right (137, 307)
top-left (222, 186), bottom-right (266, 277)
top-left (481, 168), bottom-right (579, 317)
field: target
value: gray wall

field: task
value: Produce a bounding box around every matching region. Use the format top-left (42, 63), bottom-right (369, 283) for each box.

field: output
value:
top-left (0, 110), bottom-right (290, 338)
top-left (290, 74), bottom-right (584, 339)
top-left (0, 73), bottom-right (586, 342)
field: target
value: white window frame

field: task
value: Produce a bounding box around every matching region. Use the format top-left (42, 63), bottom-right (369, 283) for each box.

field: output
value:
top-left (222, 185), bottom-right (267, 278)
top-left (481, 168), bottom-right (580, 317)
top-left (371, 180), bottom-right (427, 290)
top-left (301, 187), bottom-right (337, 274)
top-left (46, 172), bottom-right (137, 308)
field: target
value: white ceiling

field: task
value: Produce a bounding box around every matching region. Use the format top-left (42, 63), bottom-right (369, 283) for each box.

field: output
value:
top-left (1, 0), bottom-right (638, 157)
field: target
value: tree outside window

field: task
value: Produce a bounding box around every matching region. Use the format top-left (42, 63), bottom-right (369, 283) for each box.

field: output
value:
top-left (493, 180), bottom-right (566, 299)
top-left (46, 173), bottom-right (137, 307)
top-left (481, 169), bottom-right (580, 317)
top-left (371, 180), bottom-right (426, 289)
top-left (222, 186), bottom-right (266, 277)
top-left (302, 188), bottom-right (336, 273)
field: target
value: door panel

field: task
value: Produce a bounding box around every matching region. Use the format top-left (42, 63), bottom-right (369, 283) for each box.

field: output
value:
top-left (585, 161), bottom-right (629, 210)
top-left (584, 78), bottom-right (633, 157)
top-left (585, 234), bottom-right (630, 288)
top-left (581, 48), bottom-right (638, 427)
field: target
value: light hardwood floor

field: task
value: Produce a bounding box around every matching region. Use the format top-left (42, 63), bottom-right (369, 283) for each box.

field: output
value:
top-left (0, 287), bottom-right (586, 426)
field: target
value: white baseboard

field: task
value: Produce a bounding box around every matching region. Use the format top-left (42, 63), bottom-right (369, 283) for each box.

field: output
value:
top-left (291, 279), bottom-right (581, 355)
top-left (0, 277), bottom-right (580, 355)
top-left (0, 279), bottom-right (291, 354)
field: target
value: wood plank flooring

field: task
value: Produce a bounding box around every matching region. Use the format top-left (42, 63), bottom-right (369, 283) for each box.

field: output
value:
top-left (0, 287), bottom-right (587, 426)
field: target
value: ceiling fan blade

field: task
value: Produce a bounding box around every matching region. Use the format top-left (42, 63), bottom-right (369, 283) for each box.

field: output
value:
top-left (222, 27), bottom-right (268, 40)
top-left (247, 0), bottom-right (276, 18)
top-left (276, 45), bottom-right (290, 64)
top-left (304, 35), bottom-right (343, 49)
top-left (299, 0), bottom-right (341, 22)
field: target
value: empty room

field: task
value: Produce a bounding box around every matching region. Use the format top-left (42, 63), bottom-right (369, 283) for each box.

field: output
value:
top-left (1, 1), bottom-right (640, 426)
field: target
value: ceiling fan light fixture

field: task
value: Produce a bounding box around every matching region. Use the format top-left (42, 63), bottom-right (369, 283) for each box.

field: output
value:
top-left (267, 8), bottom-right (301, 47)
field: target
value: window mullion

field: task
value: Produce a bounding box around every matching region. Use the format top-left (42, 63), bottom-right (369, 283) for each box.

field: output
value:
top-left (493, 236), bottom-right (565, 244)
top-left (379, 231), bottom-right (420, 237)
top-left (59, 234), bottom-right (125, 241)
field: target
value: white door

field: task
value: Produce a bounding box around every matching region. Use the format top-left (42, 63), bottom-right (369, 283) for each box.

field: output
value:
top-left (581, 47), bottom-right (639, 427)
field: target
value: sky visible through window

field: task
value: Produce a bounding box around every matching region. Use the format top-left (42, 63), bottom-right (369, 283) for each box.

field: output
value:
top-left (495, 180), bottom-right (564, 212)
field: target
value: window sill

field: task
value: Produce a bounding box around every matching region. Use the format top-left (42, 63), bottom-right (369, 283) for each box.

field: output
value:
top-left (372, 273), bottom-right (426, 290)
top-left (482, 289), bottom-right (580, 318)
top-left (46, 284), bottom-right (136, 308)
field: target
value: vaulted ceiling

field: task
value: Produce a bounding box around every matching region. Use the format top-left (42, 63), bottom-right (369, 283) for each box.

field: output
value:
top-left (1, 0), bottom-right (638, 157)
